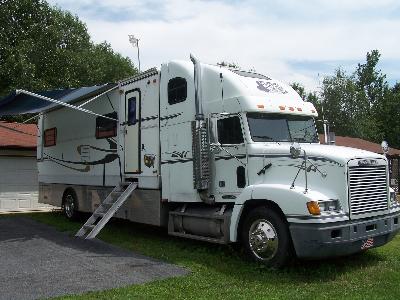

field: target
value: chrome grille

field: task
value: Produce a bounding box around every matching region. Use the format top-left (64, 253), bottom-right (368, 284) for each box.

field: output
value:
top-left (349, 165), bottom-right (388, 216)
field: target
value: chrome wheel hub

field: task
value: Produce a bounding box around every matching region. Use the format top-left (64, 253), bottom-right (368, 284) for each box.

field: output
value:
top-left (248, 219), bottom-right (278, 260)
top-left (64, 195), bottom-right (75, 218)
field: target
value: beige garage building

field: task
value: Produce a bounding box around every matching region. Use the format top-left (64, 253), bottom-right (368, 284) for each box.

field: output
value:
top-left (0, 121), bottom-right (42, 211)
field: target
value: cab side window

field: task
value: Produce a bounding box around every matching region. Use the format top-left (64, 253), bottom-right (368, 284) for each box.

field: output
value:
top-left (217, 116), bottom-right (244, 144)
top-left (168, 77), bottom-right (187, 105)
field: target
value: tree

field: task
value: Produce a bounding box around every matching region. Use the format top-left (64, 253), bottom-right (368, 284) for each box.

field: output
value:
top-left (0, 0), bottom-right (137, 121)
top-left (313, 50), bottom-right (400, 148)
top-left (318, 69), bottom-right (360, 137)
top-left (393, 82), bottom-right (400, 94)
top-left (352, 50), bottom-right (390, 142)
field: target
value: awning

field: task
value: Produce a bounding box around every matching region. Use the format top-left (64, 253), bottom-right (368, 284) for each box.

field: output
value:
top-left (0, 83), bottom-right (117, 116)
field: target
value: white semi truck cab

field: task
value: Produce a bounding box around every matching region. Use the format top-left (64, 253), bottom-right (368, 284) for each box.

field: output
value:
top-left (163, 57), bottom-right (400, 266)
top-left (20, 55), bottom-right (399, 267)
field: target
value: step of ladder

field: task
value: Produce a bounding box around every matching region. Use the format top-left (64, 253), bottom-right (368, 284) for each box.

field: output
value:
top-left (75, 181), bottom-right (138, 239)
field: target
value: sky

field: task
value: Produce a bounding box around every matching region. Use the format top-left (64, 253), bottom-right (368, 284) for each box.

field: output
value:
top-left (47, 0), bottom-right (400, 91)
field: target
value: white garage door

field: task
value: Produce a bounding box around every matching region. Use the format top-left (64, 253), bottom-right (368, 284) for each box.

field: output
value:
top-left (0, 156), bottom-right (39, 211)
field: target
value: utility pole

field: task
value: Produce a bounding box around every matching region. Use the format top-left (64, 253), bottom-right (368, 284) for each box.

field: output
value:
top-left (128, 35), bottom-right (141, 72)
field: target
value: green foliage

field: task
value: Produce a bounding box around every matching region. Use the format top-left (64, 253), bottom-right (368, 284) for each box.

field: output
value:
top-left (320, 69), bottom-right (359, 136)
top-left (0, 0), bottom-right (137, 122)
top-left (301, 50), bottom-right (400, 148)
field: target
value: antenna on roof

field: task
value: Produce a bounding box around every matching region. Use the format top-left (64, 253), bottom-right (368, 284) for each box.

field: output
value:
top-left (128, 35), bottom-right (141, 72)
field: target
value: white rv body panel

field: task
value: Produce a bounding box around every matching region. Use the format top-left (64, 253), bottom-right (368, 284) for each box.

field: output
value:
top-left (38, 89), bottom-right (122, 187)
top-left (119, 70), bottom-right (161, 189)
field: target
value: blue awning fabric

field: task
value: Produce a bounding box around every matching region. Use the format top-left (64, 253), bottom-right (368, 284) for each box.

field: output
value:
top-left (0, 83), bottom-right (117, 116)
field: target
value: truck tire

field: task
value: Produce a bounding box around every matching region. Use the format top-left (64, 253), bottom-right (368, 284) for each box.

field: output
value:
top-left (241, 206), bottom-right (292, 268)
top-left (62, 190), bottom-right (79, 220)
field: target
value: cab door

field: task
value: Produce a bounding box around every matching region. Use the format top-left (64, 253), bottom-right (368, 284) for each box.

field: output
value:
top-left (124, 89), bottom-right (141, 174)
top-left (213, 115), bottom-right (247, 198)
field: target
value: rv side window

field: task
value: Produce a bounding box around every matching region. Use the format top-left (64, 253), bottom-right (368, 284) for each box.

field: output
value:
top-left (44, 128), bottom-right (57, 147)
top-left (95, 112), bottom-right (118, 139)
top-left (127, 97), bottom-right (137, 125)
top-left (168, 77), bottom-right (187, 105)
top-left (217, 117), bottom-right (244, 144)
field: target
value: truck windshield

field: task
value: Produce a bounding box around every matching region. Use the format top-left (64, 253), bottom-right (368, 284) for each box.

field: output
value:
top-left (247, 113), bottom-right (319, 143)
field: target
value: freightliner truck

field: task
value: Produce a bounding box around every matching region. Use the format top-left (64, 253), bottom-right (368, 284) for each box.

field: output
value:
top-left (2, 55), bottom-right (398, 267)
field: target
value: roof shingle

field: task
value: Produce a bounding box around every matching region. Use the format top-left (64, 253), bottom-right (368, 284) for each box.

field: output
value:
top-left (0, 121), bottom-right (37, 149)
top-left (319, 134), bottom-right (400, 156)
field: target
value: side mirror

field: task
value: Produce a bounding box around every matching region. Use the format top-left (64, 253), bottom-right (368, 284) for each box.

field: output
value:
top-left (290, 143), bottom-right (302, 158)
top-left (208, 117), bottom-right (218, 144)
top-left (381, 140), bottom-right (389, 154)
top-left (210, 142), bottom-right (222, 154)
top-left (206, 117), bottom-right (221, 154)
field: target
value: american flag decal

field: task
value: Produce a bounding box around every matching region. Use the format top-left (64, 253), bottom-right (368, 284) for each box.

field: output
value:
top-left (361, 237), bottom-right (374, 250)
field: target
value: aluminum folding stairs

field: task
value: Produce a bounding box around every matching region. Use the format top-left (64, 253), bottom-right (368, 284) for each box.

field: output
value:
top-left (75, 181), bottom-right (138, 239)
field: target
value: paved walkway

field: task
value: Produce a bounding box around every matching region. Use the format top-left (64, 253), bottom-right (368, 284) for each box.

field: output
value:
top-left (0, 217), bottom-right (187, 300)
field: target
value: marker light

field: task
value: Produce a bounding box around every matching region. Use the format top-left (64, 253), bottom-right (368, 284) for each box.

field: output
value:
top-left (279, 105), bottom-right (286, 110)
top-left (311, 109), bottom-right (316, 113)
top-left (297, 107), bottom-right (302, 111)
top-left (257, 104), bottom-right (264, 109)
top-left (307, 201), bottom-right (321, 215)
top-left (288, 107), bottom-right (294, 111)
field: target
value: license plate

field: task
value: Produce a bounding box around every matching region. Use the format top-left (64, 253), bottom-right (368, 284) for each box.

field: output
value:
top-left (361, 237), bottom-right (374, 250)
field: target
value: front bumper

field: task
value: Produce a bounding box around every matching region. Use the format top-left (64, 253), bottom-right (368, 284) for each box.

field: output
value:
top-left (290, 212), bottom-right (400, 258)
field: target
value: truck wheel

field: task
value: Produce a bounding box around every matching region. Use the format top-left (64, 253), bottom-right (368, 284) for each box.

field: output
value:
top-left (62, 190), bottom-right (79, 220)
top-left (241, 207), bottom-right (292, 268)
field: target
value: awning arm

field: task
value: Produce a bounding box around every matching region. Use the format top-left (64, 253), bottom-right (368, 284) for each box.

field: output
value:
top-left (15, 89), bottom-right (118, 121)
top-left (77, 85), bottom-right (118, 108)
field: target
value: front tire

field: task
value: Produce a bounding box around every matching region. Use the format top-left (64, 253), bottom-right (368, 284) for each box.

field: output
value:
top-left (241, 207), bottom-right (292, 268)
top-left (62, 190), bottom-right (79, 220)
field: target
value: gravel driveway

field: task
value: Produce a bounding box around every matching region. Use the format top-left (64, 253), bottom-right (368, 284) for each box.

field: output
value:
top-left (0, 217), bottom-right (188, 300)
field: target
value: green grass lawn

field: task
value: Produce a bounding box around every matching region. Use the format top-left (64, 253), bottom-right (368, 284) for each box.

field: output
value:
top-left (24, 212), bottom-right (400, 299)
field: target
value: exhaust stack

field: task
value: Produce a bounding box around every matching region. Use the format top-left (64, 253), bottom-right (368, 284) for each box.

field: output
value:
top-left (190, 54), bottom-right (204, 121)
top-left (190, 54), bottom-right (211, 201)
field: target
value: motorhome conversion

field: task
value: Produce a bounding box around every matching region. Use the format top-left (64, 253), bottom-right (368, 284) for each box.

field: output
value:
top-left (1, 55), bottom-right (399, 267)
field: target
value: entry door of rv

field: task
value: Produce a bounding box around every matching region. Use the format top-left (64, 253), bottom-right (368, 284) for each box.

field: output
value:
top-left (124, 90), bottom-right (141, 174)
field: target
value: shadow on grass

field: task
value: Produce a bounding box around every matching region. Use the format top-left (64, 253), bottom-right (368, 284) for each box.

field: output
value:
top-left (99, 216), bottom-right (385, 284)
top-left (26, 212), bottom-right (387, 285)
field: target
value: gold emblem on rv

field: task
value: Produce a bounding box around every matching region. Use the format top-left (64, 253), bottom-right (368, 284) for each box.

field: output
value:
top-left (144, 154), bottom-right (155, 168)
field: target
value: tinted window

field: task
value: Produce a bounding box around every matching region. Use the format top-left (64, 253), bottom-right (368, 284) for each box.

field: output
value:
top-left (168, 77), bottom-right (187, 105)
top-left (44, 128), bottom-right (57, 147)
top-left (237, 166), bottom-right (246, 188)
top-left (247, 113), bottom-right (318, 143)
top-left (217, 116), bottom-right (244, 144)
top-left (127, 97), bottom-right (137, 125)
top-left (96, 112), bottom-right (118, 139)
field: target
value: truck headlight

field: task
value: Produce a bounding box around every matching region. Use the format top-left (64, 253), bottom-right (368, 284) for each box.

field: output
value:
top-left (307, 199), bottom-right (341, 215)
top-left (390, 191), bottom-right (398, 206)
top-left (319, 199), bottom-right (341, 212)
